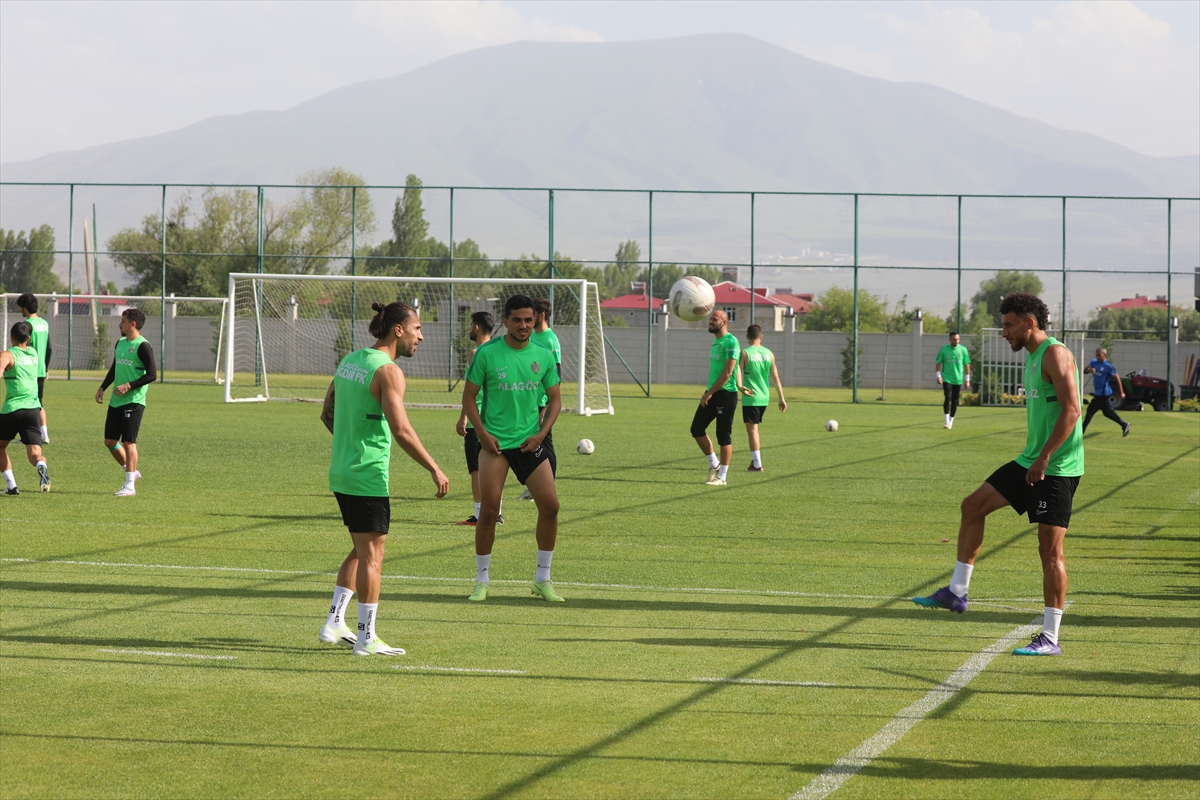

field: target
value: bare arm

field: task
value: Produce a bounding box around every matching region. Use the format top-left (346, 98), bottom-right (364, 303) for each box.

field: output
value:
top-left (770, 354), bottom-right (787, 411)
top-left (0, 351), bottom-right (13, 372)
top-left (935, 355), bottom-right (944, 384)
top-left (319, 382), bottom-right (335, 434)
top-left (737, 352), bottom-right (752, 396)
top-left (521, 382), bottom-right (562, 453)
top-left (462, 380), bottom-right (498, 454)
top-left (372, 363), bottom-right (449, 497)
top-left (1026, 346), bottom-right (1082, 485)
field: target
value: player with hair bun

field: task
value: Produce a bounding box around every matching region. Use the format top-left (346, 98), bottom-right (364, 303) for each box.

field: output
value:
top-left (914, 292), bottom-right (1084, 657)
top-left (318, 300), bottom-right (449, 656)
top-left (1, 320), bottom-right (50, 494)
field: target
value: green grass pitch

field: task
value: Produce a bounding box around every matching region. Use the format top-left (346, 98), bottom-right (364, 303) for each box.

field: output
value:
top-left (1, 381), bottom-right (1197, 798)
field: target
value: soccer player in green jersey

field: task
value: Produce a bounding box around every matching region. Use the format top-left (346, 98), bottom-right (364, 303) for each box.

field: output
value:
top-left (691, 310), bottom-right (740, 486)
top-left (517, 297), bottom-right (563, 501)
top-left (455, 311), bottom-right (503, 525)
top-left (737, 324), bottom-right (787, 472)
top-left (914, 293), bottom-right (1083, 657)
top-left (16, 294), bottom-right (51, 443)
top-left (94, 309), bottom-right (156, 497)
top-left (936, 332), bottom-right (971, 429)
top-left (1, 321), bottom-right (50, 494)
top-left (318, 301), bottom-right (449, 656)
top-left (462, 295), bottom-right (563, 603)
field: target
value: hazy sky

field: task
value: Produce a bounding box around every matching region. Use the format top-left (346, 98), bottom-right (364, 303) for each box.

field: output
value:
top-left (1, 0), bottom-right (1197, 165)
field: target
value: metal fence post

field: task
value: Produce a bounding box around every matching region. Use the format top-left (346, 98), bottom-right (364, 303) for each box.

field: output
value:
top-left (160, 185), bottom-right (167, 381)
top-left (956, 195), bottom-right (963, 333)
top-left (447, 186), bottom-right (455, 392)
top-left (853, 193), bottom-right (860, 404)
top-left (1166, 198), bottom-right (1173, 408)
top-left (647, 190), bottom-right (654, 397)
top-left (547, 189), bottom-right (555, 322)
top-left (67, 185), bottom-right (74, 380)
top-left (749, 192), bottom-right (756, 322)
top-left (350, 185), bottom-right (357, 353)
top-left (1061, 197), bottom-right (1068, 339)
top-left (255, 186), bottom-right (264, 387)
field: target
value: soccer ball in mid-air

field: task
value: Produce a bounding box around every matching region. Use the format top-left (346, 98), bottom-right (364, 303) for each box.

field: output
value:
top-left (825, 419), bottom-right (839, 432)
top-left (669, 276), bottom-right (716, 322)
top-left (576, 439), bottom-right (595, 455)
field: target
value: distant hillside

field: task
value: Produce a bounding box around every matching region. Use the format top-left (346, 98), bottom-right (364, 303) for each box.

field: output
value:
top-left (2, 33), bottom-right (1196, 197)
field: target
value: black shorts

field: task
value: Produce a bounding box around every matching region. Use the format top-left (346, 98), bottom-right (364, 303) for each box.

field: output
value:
top-left (537, 407), bottom-right (556, 475)
top-left (334, 492), bottom-right (391, 534)
top-left (104, 403), bottom-right (145, 443)
top-left (500, 441), bottom-right (555, 486)
top-left (986, 460), bottom-right (1080, 528)
top-left (691, 390), bottom-right (738, 446)
top-left (464, 427), bottom-right (482, 474)
top-left (36, 377), bottom-right (45, 403)
top-left (742, 405), bottom-right (766, 425)
top-left (0, 408), bottom-right (41, 445)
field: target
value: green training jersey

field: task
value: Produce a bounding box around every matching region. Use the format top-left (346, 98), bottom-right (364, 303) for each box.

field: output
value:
top-left (741, 344), bottom-right (773, 407)
top-left (1016, 337), bottom-right (1084, 477)
top-left (466, 336), bottom-right (560, 450)
top-left (936, 343), bottom-right (970, 385)
top-left (529, 327), bottom-right (562, 408)
top-left (111, 335), bottom-right (149, 408)
top-left (328, 347), bottom-right (394, 497)
top-left (708, 332), bottom-right (740, 393)
top-left (463, 347), bottom-right (483, 429)
top-left (26, 316), bottom-right (49, 378)
top-left (2, 345), bottom-right (41, 414)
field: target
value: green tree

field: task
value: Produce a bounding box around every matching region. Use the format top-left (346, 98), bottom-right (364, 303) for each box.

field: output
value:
top-left (0, 226), bottom-right (64, 294)
top-left (638, 263), bottom-right (722, 298)
top-left (804, 285), bottom-right (887, 332)
top-left (364, 175), bottom-right (433, 277)
top-left (1088, 305), bottom-right (1200, 342)
top-left (970, 271), bottom-right (1045, 331)
top-left (601, 240), bottom-right (643, 299)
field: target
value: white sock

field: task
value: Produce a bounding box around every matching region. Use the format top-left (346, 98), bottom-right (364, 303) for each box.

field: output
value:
top-left (325, 585), bottom-right (353, 627)
top-left (1042, 606), bottom-right (1063, 644)
top-left (717, 464), bottom-right (729, 480)
top-left (2, 470), bottom-right (14, 490)
top-left (944, 413), bottom-right (951, 424)
top-left (950, 561), bottom-right (973, 598)
top-left (476, 554), bottom-right (491, 584)
top-left (40, 425), bottom-right (48, 440)
top-left (125, 471), bottom-right (137, 485)
top-left (706, 452), bottom-right (719, 469)
top-left (473, 502), bottom-right (481, 517)
top-left (535, 549), bottom-right (553, 583)
top-left (356, 602), bottom-right (377, 645)
top-left (751, 450), bottom-right (762, 467)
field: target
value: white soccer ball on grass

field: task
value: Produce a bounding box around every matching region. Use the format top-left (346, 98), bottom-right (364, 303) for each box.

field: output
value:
top-left (825, 419), bottom-right (839, 432)
top-left (576, 439), bottom-right (595, 455)
top-left (669, 276), bottom-right (716, 322)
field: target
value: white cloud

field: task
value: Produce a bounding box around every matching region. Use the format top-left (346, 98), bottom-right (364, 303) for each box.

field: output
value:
top-left (787, 0), bottom-right (1200, 158)
top-left (0, 0), bottom-right (602, 164)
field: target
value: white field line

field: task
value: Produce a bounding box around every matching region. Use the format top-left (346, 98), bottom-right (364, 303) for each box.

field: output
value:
top-left (392, 665), bottom-right (527, 675)
top-left (96, 648), bottom-right (237, 661)
top-left (0, 558), bottom-right (1037, 604)
top-left (789, 617), bottom-right (1041, 800)
top-left (692, 677), bottom-right (835, 687)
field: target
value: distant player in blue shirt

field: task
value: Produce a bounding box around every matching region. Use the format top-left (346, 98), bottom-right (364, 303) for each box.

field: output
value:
top-left (1082, 347), bottom-right (1130, 436)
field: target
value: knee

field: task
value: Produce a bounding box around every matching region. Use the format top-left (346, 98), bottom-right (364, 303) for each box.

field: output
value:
top-left (536, 496), bottom-right (560, 517)
top-left (690, 424), bottom-right (707, 439)
top-left (960, 494), bottom-right (984, 519)
top-left (478, 506), bottom-right (500, 526)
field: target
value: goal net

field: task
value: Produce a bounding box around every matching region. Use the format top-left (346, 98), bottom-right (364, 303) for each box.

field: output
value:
top-left (2, 292), bottom-right (228, 382)
top-left (223, 273), bottom-right (614, 415)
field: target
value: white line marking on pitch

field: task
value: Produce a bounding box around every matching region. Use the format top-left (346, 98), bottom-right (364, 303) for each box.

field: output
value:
top-left (692, 677), bottom-right (836, 687)
top-left (788, 617), bottom-right (1041, 800)
top-left (0, 558), bottom-right (1033, 604)
top-left (96, 648), bottom-right (237, 661)
top-left (392, 665), bottom-right (527, 675)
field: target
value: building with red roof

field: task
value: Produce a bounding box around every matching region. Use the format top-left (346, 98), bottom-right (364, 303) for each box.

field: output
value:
top-left (1100, 294), bottom-right (1168, 310)
top-left (599, 281), bottom-right (814, 330)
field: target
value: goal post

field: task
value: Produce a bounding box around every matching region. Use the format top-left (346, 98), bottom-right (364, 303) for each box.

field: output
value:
top-left (223, 273), bottom-right (614, 415)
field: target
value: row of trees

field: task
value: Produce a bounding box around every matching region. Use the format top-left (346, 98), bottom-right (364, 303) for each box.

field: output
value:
top-left (0, 226), bottom-right (64, 294)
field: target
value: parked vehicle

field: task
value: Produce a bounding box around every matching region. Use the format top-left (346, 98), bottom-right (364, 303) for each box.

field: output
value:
top-left (1110, 370), bottom-right (1175, 412)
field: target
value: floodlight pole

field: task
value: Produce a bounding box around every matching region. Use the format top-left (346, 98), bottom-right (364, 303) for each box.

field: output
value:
top-left (852, 194), bottom-right (860, 404)
top-left (351, 186), bottom-right (357, 353)
top-left (67, 185), bottom-right (74, 380)
top-left (749, 192), bottom-right (756, 323)
top-left (1060, 197), bottom-right (1068, 339)
top-left (956, 195), bottom-right (963, 334)
top-left (448, 187), bottom-right (455, 392)
top-left (160, 185), bottom-right (167, 381)
top-left (1166, 198), bottom-right (1173, 409)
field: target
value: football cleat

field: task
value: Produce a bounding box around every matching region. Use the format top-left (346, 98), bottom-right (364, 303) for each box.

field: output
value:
top-left (706, 467), bottom-right (720, 483)
top-left (318, 623), bottom-right (356, 648)
top-left (912, 586), bottom-right (968, 614)
top-left (353, 638), bottom-right (406, 656)
top-left (37, 463), bottom-right (50, 493)
top-left (457, 516), bottom-right (479, 526)
top-left (1013, 632), bottom-right (1061, 656)
top-left (704, 476), bottom-right (727, 486)
top-left (531, 580), bottom-right (565, 602)
top-left (3, 487), bottom-right (18, 496)
top-left (518, 488), bottom-right (533, 501)
top-left (746, 462), bottom-right (763, 472)
top-left (468, 583), bottom-right (490, 602)
top-left (114, 485), bottom-right (136, 497)
top-left (1122, 423), bottom-right (1132, 437)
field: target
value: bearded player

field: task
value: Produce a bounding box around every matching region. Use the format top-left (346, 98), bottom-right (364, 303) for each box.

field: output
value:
top-left (914, 292), bottom-right (1083, 657)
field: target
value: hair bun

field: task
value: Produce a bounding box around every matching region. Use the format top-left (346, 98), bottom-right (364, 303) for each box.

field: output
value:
top-left (371, 302), bottom-right (386, 313)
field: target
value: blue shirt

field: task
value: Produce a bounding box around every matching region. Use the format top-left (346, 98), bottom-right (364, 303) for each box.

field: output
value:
top-left (1087, 359), bottom-right (1118, 396)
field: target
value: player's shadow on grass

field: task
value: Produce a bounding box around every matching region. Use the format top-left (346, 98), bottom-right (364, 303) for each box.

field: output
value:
top-left (0, 632), bottom-right (314, 656)
top-left (546, 636), bottom-right (907, 652)
top-left (796, 758), bottom-right (1199, 782)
